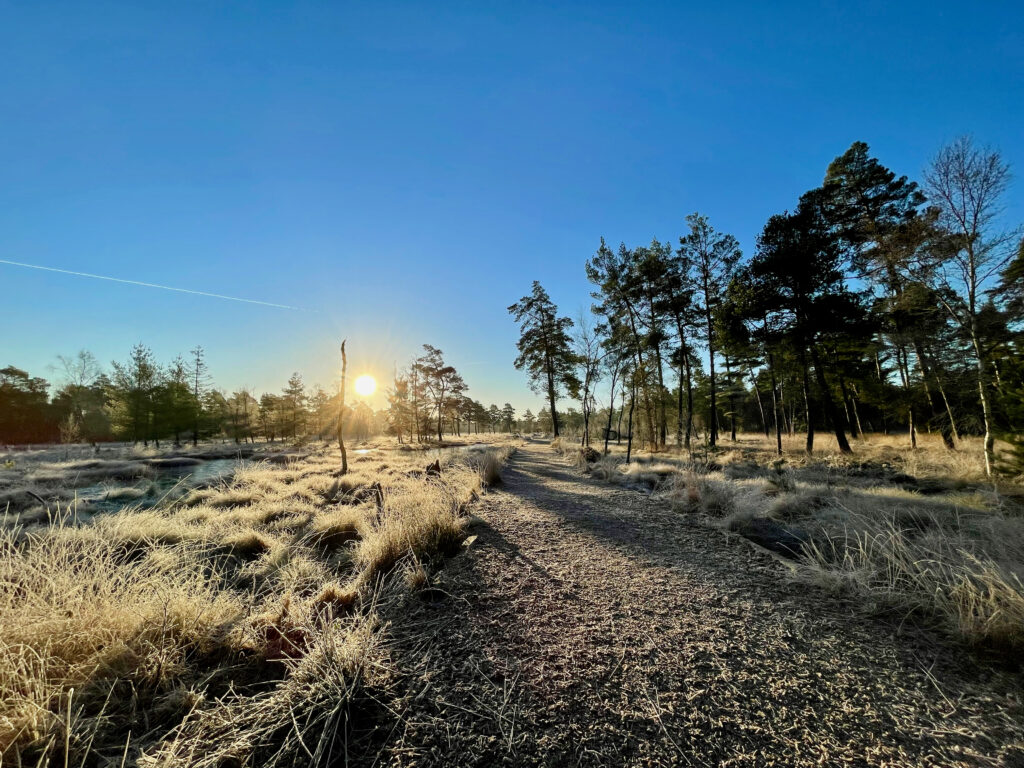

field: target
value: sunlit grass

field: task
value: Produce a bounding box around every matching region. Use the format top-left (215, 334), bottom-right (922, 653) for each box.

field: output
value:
top-left (0, 436), bottom-right (518, 765)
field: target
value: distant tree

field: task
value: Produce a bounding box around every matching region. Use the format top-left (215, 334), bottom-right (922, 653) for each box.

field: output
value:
top-left (228, 388), bottom-right (257, 444)
top-left (587, 241), bottom-right (659, 449)
top-left (351, 401), bottom-right (374, 441)
top-left (258, 393), bottom-right (280, 441)
top-left (282, 372), bottom-right (307, 439)
top-left (111, 344), bottom-right (158, 445)
top-left (413, 345), bottom-right (466, 441)
top-left (536, 406), bottom-right (553, 434)
top-left (925, 136), bottom-right (1017, 475)
top-left (661, 247), bottom-right (700, 451)
top-left (724, 273), bottom-right (786, 454)
top-left (454, 395), bottom-right (476, 436)
top-left (600, 344), bottom-right (630, 454)
top-left (573, 313), bottom-right (605, 446)
top-left (471, 399), bottom-right (489, 434)
top-left (307, 385), bottom-right (331, 437)
top-left (824, 140), bottom-right (959, 449)
top-left (678, 213), bottom-right (741, 447)
top-left (501, 403), bottom-right (516, 433)
top-left (385, 373), bottom-right (412, 442)
top-left (716, 296), bottom-right (764, 440)
top-left (189, 346), bottom-right (211, 446)
top-left (508, 282), bottom-right (579, 437)
top-left (522, 408), bottom-right (536, 433)
top-left (55, 350), bottom-right (100, 433)
top-left (53, 350), bottom-right (110, 444)
top-left (162, 356), bottom-right (195, 446)
top-left (748, 190), bottom-right (864, 453)
top-left (202, 390), bottom-right (231, 441)
top-left (0, 367), bottom-right (55, 443)
top-left (338, 341), bottom-right (349, 473)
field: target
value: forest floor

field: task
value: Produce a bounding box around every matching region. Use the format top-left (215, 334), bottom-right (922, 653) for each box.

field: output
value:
top-left (366, 440), bottom-right (1024, 767)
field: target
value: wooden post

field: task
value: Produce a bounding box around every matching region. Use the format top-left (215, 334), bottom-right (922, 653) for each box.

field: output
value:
top-left (338, 339), bottom-right (348, 475)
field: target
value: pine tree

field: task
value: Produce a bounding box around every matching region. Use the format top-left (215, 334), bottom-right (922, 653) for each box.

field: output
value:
top-left (678, 214), bottom-right (741, 447)
top-left (508, 282), bottom-right (579, 437)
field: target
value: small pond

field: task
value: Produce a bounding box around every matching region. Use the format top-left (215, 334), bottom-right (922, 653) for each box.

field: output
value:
top-left (76, 457), bottom-right (251, 513)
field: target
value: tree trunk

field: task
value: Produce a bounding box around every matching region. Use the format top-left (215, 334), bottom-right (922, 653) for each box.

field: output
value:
top-left (895, 344), bottom-right (917, 449)
top-left (932, 367), bottom-right (961, 446)
top-left (913, 339), bottom-right (956, 449)
top-left (653, 343), bottom-right (667, 450)
top-left (604, 365), bottom-right (618, 455)
top-left (801, 357), bottom-right (814, 454)
top-left (724, 356), bottom-right (737, 442)
top-left (970, 325), bottom-right (996, 476)
top-left (676, 363), bottom-right (685, 451)
top-left (546, 348), bottom-right (560, 438)
top-left (837, 371), bottom-right (858, 438)
top-left (767, 350), bottom-right (783, 456)
top-left (673, 321), bottom-right (690, 452)
top-left (810, 345), bottom-right (852, 453)
top-left (641, 369), bottom-right (656, 452)
top-left (850, 385), bottom-right (864, 440)
top-left (338, 340), bottom-right (348, 475)
top-left (749, 366), bottom-right (769, 439)
top-left (625, 380), bottom-right (636, 463)
top-left (684, 352), bottom-right (694, 452)
top-left (708, 343), bottom-right (718, 447)
top-left (436, 393), bottom-right (445, 442)
top-left (616, 389), bottom-right (625, 445)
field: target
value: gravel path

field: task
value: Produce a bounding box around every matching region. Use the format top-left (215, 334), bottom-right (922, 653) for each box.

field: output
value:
top-left (369, 443), bottom-right (1023, 767)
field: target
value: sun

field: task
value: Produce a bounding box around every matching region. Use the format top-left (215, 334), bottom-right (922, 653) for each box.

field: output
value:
top-left (354, 374), bottom-right (376, 397)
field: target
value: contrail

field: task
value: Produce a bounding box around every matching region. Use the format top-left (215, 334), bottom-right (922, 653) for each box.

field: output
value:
top-left (0, 258), bottom-right (300, 310)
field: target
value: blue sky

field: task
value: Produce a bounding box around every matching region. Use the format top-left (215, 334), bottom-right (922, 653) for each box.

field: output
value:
top-left (2, 1), bottom-right (1022, 412)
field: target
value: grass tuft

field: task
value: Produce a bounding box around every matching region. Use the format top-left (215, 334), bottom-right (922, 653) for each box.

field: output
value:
top-left (0, 436), bottom-right (516, 765)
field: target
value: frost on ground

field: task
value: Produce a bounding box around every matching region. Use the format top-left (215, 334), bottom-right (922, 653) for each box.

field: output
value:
top-left (377, 442), bottom-right (1024, 767)
top-left (0, 438), bottom-right (517, 766)
top-left (3, 437), bottom-right (1022, 766)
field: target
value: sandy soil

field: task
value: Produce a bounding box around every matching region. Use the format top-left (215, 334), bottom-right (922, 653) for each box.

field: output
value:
top-left (363, 442), bottom-right (1023, 767)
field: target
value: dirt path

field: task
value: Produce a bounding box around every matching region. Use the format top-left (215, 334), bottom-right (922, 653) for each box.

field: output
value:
top-left (368, 442), bottom-right (1022, 767)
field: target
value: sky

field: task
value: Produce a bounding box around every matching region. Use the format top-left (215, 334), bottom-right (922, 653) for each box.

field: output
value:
top-left (1, 1), bottom-right (1022, 413)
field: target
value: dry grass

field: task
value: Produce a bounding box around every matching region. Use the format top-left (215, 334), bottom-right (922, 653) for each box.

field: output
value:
top-left (356, 461), bottom-right (482, 580)
top-left (0, 517), bottom-right (247, 760)
top-left (307, 507), bottom-right (367, 549)
top-left (463, 444), bottom-right (517, 486)
top-left (794, 493), bottom-right (1024, 653)
top-left (560, 432), bottom-right (1024, 655)
top-left (0, 437), bottom-right (516, 765)
top-left (141, 615), bottom-right (388, 768)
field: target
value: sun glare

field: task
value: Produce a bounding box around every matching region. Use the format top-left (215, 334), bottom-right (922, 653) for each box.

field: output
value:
top-left (354, 374), bottom-right (377, 397)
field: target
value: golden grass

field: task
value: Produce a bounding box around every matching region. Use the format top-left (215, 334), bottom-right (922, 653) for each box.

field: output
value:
top-left (356, 463), bottom-right (480, 580)
top-left (307, 507), bottom-right (367, 549)
top-left (0, 437), bottom-right (516, 765)
top-left (0, 517), bottom-right (247, 759)
top-left (463, 444), bottom-right (517, 487)
top-left (142, 616), bottom-right (387, 768)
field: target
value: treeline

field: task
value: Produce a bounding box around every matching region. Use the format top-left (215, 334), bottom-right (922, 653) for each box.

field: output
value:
top-left (509, 137), bottom-right (1024, 475)
top-left (384, 344), bottom-right (534, 442)
top-left (0, 346), bottom-right (376, 447)
top-left (2, 342), bottom-right (535, 448)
